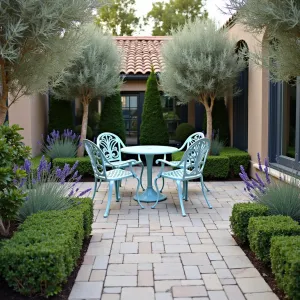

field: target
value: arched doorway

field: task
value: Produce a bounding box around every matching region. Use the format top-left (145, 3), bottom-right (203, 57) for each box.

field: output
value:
top-left (233, 40), bottom-right (249, 151)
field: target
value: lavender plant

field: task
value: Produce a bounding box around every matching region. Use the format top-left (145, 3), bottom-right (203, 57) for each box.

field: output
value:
top-left (41, 129), bottom-right (80, 159)
top-left (240, 153), bottom-right (300, 222)
top-left (16, 156), bottom-right (91, 222)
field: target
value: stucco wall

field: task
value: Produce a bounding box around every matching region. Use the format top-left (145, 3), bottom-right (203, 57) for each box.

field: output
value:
top-left (227, 23), bottom-right (269, 176)
top-left (121, 80), bottom-right (147, 92)
top-left (8, 93), bottom-right (48, 157)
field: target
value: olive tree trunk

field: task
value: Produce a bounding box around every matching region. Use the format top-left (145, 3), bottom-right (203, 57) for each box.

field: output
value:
top-left (0, 60), bottom-right (9, 125)
top-left (78, 98), bottom-right (90, 157)
top-left (202, 95), bottom-right (215, 147)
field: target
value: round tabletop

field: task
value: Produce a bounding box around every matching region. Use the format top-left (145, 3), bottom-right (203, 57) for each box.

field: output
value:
top-left (121, 145), bottom-right (178, 155)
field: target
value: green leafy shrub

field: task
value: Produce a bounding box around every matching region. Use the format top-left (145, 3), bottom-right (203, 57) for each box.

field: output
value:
top-left (175, 123), bottom-right (195, 142)
top-left (248, 215), bottom-right (300, 263)
top-left (222, 147), bottom-right (250, 176)
top-left (48, 96), bottom-right (73, 133)
top-left (0, 199), bottom-right (92, 297)
top-left (270, 236), bottom-right (300, 300)
top-left (74, 125), bottom-right (93, 140)
top-left (53, 157), bottom-right (93, 176)
top-left (98, 92), bottom-right (126, 142)
top-left (172, 147), bottom-right (250, 179)
top-left (0, 124), bottom-right (30, 236)
top-left (230, 203), bottom-right (269, 244)
top-left (140, 67), bottom-right (169, 145)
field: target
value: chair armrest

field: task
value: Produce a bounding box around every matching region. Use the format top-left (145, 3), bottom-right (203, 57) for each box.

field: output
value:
top-left (117, 159), bottom-right (137, 168)
top-left (156, 159), bottom-right (181, 168)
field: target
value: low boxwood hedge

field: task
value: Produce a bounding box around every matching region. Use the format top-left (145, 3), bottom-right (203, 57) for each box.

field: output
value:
top-left (271, 236), bottom-right (300, 300)
top-left (0, 198), bottom-right (93, 297)
top-left (230, 203), bottom-right (269, 244)
top-left (172, 147), bottom-right (250, 179)
top-left (248, 215), bottom-right (300, 263)
top-left (53, 157), bottom-right (93, 176)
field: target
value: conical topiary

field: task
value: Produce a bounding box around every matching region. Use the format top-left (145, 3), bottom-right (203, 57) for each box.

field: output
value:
top-left (98, 92), bottom-right (126, 142)
top-left (140, 67), bottom-right (169, 145)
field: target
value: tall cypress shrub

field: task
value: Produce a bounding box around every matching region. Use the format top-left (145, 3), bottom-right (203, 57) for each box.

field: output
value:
top-left (98, 92), bottom-right (126, 142)
top-left (140, 67), bottom-right (169, 145)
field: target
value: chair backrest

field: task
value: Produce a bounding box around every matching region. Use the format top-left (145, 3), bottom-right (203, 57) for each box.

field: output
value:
top-left (96, 132), bottom-right (125, 163)
top-left (84, 139), bottom-right (107, 179)
top-left (181, 132), bottom-right (205, 150)
top-left (181, 138), bottom-right (210, 180)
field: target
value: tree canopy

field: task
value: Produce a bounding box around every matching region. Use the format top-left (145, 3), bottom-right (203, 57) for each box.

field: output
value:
top-left (145, 0), bottom-right (208, 36)
top-left (224, 0), bottom-right (300, 82)
top-left (96, 0), bottom-right (139, 35)
top-left (0, 0), bottom-right (107, 124)
top-left (53, 26), bottom-right (122, 156)
top-left (161, 19), bottom-right (246, 141)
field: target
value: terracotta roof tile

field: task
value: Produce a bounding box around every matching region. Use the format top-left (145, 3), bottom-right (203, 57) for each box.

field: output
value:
top-left (114, 36), bottom-right (171, 75)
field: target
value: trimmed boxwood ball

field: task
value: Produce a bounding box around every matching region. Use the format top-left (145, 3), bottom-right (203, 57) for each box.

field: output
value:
top-left (271, 236), bottom-right (300, 300)
top-left (98, 92), bottom-right (126, 142)
top-left (74, 125), bottom-right (93, 140)
top-left (140, 67), bottom-right (169, 145)
top-left (175, 123), bottom-right (195, 142)
top-left (248, 215), bottom-right (300, 263)
top-left (230, 203), bottom-right (269, 244)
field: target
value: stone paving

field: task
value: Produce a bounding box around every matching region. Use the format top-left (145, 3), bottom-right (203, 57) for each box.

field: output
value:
top-left (69, 167), bottom-right (279, 300)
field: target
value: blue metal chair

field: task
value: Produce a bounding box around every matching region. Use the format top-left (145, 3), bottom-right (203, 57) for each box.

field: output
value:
top-left (159, 132), bottom-right (209, 193)
top-left (153, 139), bottom-right (212, 216)
top-left (84, 139), bottom-right (144, 218)
top-left (96, 132), bottom-right (144, 190)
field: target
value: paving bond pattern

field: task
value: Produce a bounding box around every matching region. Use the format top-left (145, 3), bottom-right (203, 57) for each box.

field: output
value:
top-left (69, 167), bottom-right (279, 300)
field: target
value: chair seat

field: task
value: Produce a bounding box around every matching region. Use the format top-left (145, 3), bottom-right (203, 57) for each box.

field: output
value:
top-left (161, 169), bottom-right (185, 180)
top-left (106, 169), bottom-right (133, 180)
top-left (106, 160), bottom-right (142, 168)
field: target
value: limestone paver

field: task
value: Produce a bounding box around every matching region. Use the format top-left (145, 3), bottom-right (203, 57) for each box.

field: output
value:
top-left (121, 287), bottom-right (155, 300)
top-left (69, 174), bottom-right (278, 300)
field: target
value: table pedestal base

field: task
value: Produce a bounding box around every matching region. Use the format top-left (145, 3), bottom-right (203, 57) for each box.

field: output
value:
top-left (134, 187), bottom-right (166, 203)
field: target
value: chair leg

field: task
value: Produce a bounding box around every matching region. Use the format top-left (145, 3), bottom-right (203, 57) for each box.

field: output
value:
top-left (159, 177), bottom-right (165, 193)
top-left (201, 181), bottom-right (210, 192)
top-left (104, 181), bottom-right (114, 218)
top-left (115, 181), bottom-right (120, 201)
top-left (200, 175), bottom-right (212, 209)
top-left (176, 180), bottom-right (186, 217)
top-left (134, 176), bottom-right (144, 209)
top-left (140, 163), bottom-right (145, 191)
top-left (96, 179), bottom-right (102, 192)
top-left (183, 181), bottom-right (188, 201)
top-left (151, 176), bottom-right (161, 209)
top-left (92, 177), bottom-right (97, 200)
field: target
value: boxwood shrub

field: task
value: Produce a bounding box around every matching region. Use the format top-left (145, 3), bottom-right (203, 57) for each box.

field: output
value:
top-left (172, 147), bottom-right (250, 179)
top-left (270, 236), bottom-right (300, 300)
top-left (248, 215), bottom-right (300, 263)
top-left (230, 203), bottom-right (269, 244)
top-left (53, 157), bottom-right (93, 176)
top-left (0, 198), bottom-right (93, 297)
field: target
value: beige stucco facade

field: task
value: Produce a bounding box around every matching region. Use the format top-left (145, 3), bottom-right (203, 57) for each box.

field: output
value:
top-left (8, 93), bottom-right (48, 157)
top-left (227, 23), bottom-right (269, 176)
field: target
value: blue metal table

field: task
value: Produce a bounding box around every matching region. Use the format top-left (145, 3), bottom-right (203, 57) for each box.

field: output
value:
top-left (121, 145), bottom-right (178, 202)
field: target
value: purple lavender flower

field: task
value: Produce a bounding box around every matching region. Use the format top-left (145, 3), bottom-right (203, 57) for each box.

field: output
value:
top-left (23, 159), bottom-right (31, 174)
top-left (78, 188), bottom-right (92, 197)
top-left (257, 153), bottom-right (263, 172)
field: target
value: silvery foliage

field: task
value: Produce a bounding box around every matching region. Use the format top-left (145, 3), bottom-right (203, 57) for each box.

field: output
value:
top-left (160, 19), bottom-right (246, 104)
top-left (223, 0), bottom-right (300, 82)
top-left (0, 0), bottom-right (108, 98)
top-left (52, 25), bottom-right (122, 101)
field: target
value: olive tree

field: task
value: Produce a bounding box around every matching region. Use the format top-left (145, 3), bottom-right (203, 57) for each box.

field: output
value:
top-left (161, 19), bottom-right (246, 142)
top-left (223, 0), bottom-right (300, 82)
top-left (0, 0), bottom-right (109, 124)
top-left (53, 26), bottom-right (122, 157)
